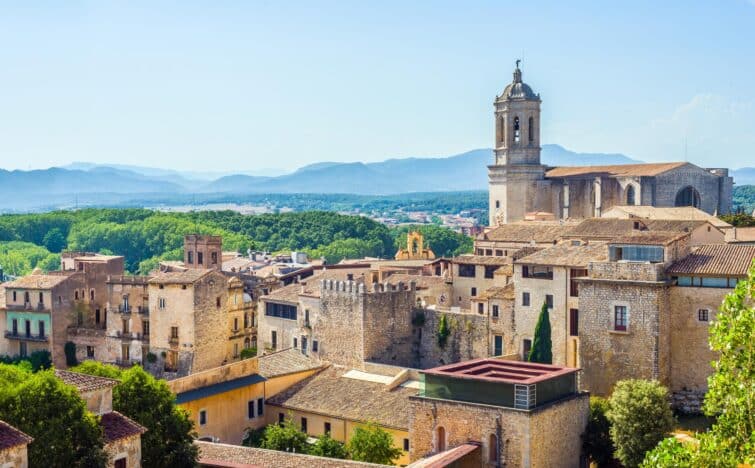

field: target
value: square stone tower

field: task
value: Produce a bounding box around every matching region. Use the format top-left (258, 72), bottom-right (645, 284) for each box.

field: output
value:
top-left (184, 234), bottom-right (222, 271)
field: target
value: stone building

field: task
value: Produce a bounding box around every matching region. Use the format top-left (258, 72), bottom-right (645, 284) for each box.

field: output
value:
top-left (184, 234), bottom-right (223, 271)
top-left (148, 269), bottom-right (230, 377)
top-left (0, 420), bottom-right (32, 468)
top-left (102, 275), bottom-right (151, 366)
top-left (56, 369), bottom-right (146, 467)
top-left (488, 64), bottom-right (733, 225)
top-left (410, 358), bottom-right (589, 467)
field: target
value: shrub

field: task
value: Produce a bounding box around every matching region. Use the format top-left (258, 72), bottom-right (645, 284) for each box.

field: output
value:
top-left (309, 432), bottom-right (347, 459)
top-left (146, 352), bottom-right (157, 363)
top-left (582, 396), bottom-right (616, 466)
top-left (437, 314), bottom-right (450, 347)
top-left (240, 347), bottom-right (257, 359)
top-left (261, 418), bottom-right (308, 454)
top-left (607, 380), bottom-right (675, 468)
top-left (346, 422), bottom-right (402, 465)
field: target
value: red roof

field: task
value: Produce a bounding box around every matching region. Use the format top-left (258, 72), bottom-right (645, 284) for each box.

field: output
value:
top-left (100, 411), bottom-right (146, 443)
top-left (0, 420), bottom-right (32, 451)
top-left (422, 358), bottom-right (579, 385)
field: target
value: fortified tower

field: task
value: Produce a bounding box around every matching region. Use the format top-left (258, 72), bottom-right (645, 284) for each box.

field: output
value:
top-left (184, 234), bottom-right (222, 271)
top-left (488, 62), bottom-right (549, 225)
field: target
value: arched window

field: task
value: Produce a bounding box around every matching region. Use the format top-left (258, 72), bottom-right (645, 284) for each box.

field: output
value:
top-left (498, 117), bottom-right (505, 144)
top-left (513, 116), bottom-right (520, 143)
top-left (436, 426), bottom-right (446, 452)
top-left (626, 185), bottom-right (636, 205)
top-left (675, 186), bottom-right (701, 208)
top-left (489, 434), bottom-right (498, 462)
top-left (528, 116), bottom-right (534, 143)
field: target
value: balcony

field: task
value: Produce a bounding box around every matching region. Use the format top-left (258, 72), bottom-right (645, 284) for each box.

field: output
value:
top-left (137, 306), bottom-right (149, 315)
top-left (168, 336), bottom-right (179, 346)
top-left (5, 302), bottom-right (50, 312)
top-left (110, 330), bottom-right (147, 341)
top-left (118, 305), bottom-right (132, 314)
top-left (4, 331), bottom-right (48, 342)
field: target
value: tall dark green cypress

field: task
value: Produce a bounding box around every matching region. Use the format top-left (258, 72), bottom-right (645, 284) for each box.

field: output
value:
top-left (528, 301), bottom-right (553, 364)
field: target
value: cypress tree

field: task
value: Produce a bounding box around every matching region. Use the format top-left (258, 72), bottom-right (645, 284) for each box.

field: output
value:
top-left (528, 301), bottom-right (552, 364)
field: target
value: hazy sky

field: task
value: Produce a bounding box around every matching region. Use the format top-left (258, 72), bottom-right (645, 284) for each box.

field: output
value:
top-left (1, 1), bottom-right (753, 172)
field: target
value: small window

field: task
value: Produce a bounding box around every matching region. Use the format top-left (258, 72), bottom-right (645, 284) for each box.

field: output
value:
top-left (301, 417), bottom-right (308, 433)
top-left (248, 400), bottom-right (255, 419)
top-left (216, 297), bottom-right (221, 308)
top-left (293, 337), bottom-right (298, 348)
top-left (569, 309), bottom-right (579, 336)
top-left (114, 458), bottom-right (127, 468)
top-left (495, 200), bottom-right (500, 209)
top-left (188, 251), bottom-right (194, 264)
top-left (522, 292), bottom-right (530, 306)
top-left (171, 326), bottom-right (179, 339)
top-left (233, 317), bottom-right (239, 331)
top-left (74, 290), bottom-right (79, 300)
top-left (545, 294), bottom-right (553, 309)
top-left (90, 289), bottom-right (94, 301)
top-left (39, 291), bottom-right (44, 304)
top-left (471, 287), bottom-right (477, 297)
top-left (495, 250), bottom-right (503, 256)
top-left (404, 438), bottom-right (410, 451)
top-left (484, 266), bottom-right (497, 279)
top-left (312, 340), bottom-right (319, 352)
top-left (198, 252), bottom-right (204, 265)
top-left (86, 346), bottom-right (94, 358)
top-left (199, 410), bottom-right (207, 426)
top-left (614, 305), bottom-right (628, 331)
top-left (436, 426), bottom-right (446, 452)
top-left (523, 339), bottom-right (532, 359)
top-left (698, 308), bottom-right (709, 322)
top-left (492, 305), bottom-right (499, 318)
top-left (324, 422), bottom-right (331, 434)
top-left (458, 264), bottom-right (476, 278)
top-left (257, 398), bottom-right (264, 417)
top-left (181, 284), bottom-right (187, 290)
top-left (477, 303), bottom-right (484, 314)
top-left (211, 252), bottom-right (218, 265)
top-left (159, 284), bottom-right (164, 290)
top-left (278, 413), bottom-right (285, 424)
top-left (158, 297), bottom-right (166, 309)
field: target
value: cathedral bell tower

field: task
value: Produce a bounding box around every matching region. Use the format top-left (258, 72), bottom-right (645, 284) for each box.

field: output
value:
top-left (488, 62), bottom-right (547, 225)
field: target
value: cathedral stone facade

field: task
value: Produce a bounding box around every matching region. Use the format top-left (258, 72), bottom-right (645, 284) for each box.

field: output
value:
top-left (488, 64), bottom-right (733, 226)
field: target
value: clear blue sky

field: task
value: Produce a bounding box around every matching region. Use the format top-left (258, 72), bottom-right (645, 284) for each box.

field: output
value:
top-left (1, 1), bottom-right (753, 172)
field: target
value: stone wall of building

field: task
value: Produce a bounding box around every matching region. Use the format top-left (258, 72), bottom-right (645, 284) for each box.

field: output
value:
top-left (655, 166), bottom-right (732, 215)
top-left (578, 279), bottom-right (669, 396)
top-left (192, 272), bottom-right (229, 373)
top-left (317, 280), bottom-right (368, 367)
top-left (409, 394), bottom-right (589, 467)
top-left (106, 434), bottom-right (142, 468)
top-left (362, 282), bottom-right (415, 366)
top-left (0, 444), bottom-right (28, 468)
top-left (411, 309), bottom-right (489, 369)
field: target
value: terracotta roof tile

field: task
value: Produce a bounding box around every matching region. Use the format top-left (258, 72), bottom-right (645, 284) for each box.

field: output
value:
top-left (3, 273), bottom-right (72, 290)
top-left (196, 441), bottom-right (384, 468)
top-left (563, 218), bottom-right (706, 240)
top-left (0, 420), bottom-right (32, 451)
top-left (546, 162), bottom-right (688, 178)
top-left (610, 231), bottom-right (690, 246)
top-left (480, 222), bottom-right (576, 244)
top-left (474, 283), bottom-right (515, 301)
top-left (258, 349), bottom-right (325, 378)
top-left (148, 269), bottom-right (213, 285)
top-left (100, 411), bottom-right (146, 443)
top-left (514, 243), bottom-right (608, 267)
top-left (266, 367), bottom-right (416, 429)
top-left (55, 369), bottom-right (119, 392)
top-left (667, 244), bottom-right (755, 276)
top-left (451, 255), bottom-right (510, 266)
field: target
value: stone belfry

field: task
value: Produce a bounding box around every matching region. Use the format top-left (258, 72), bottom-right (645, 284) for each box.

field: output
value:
top-left (488, 62), bottom-right (548, 225)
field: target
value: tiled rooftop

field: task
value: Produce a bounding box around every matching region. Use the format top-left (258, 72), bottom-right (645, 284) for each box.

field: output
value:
top-left (667, 244), bottom-right (755, 276)
top-left (3, 273), bottom-right (72, 290)
top-left (474, 283), bottom-right (515, 301)
top-left (196, 441), bottom-right (385, 468)
top-left (0, 420), bottom-right (32, 451)
top-left (602, 206), bottom-right (731, 228)
top-left (263, 268), bottom-right (370, 302)
top-left (100, 411), bottom-right (146, 443)
top-left (546, 162), bottom-right (687, 178)
top-left (422, 358), bottom-right (579, 385)
top-left (148, 269), bottom-right (214, 284)
top-left (563, 218), bottom-right (707, 240)
top-left (257, 348), bottom-right (325, 379)
top-left (610, 231), bottom-right (690, 246)
top-left (266, 366), bottom-right (416, 429)
top-left (451, 255), bottom-right (511, 266)
top-left (479, 221), bottom-right (576, 244)
top-left (55, 369), bottom-right (119, 392)
top-left (514, 243), bottom-right (607, 267)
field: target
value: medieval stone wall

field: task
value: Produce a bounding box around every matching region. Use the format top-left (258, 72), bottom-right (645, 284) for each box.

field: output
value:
top-left (655, 167), bottom-right (729, 215)
top-left (362, 282), bottom-right (415, 366)
top-left (410, 309), bottom-right (489, 369)
top-left (578, 279), bottom-right (669, 395)
top-left (192, 272), bottom-right (229, 373)
top-left (0, 444), bottom-right (28, 468)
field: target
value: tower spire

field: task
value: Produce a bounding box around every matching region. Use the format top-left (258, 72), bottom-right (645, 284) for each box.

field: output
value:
top-left (513, 59), bottom-right (522, 83)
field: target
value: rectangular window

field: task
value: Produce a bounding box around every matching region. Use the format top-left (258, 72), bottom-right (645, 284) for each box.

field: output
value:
top-left (522, 339), bottom-right (532, 360)
top-left (301, 417), bottom-right (308, 433)
top-left (271, 331), bottom-right (277, 349)
top-left (471, 287), bottom-right (477, 297)
top-left (257, 398), bottom-right (264, 417)
top-left (484, 266), bottom-right (498, 279)
top-left (278, 413), bottom-right (284, 424)
top-left (301, 336), bottom-right (308, 354)
top-left (701, 277), bottom-right (728, 288)
top-left (494, 335), bottom-right (503, 356)
top-left (477, 303), bottom-right (484, 314)
top-left (569, 269), bottom-right (588, 297)
top-left (211, 252), bottom-right (218, 265)
top-left (265, 302), bottom-right (298, 320)
top-left (476, 248), bottom-right (484, 255)
top-left (569, 309), bottom-right (579, 336)
top-left (143, 321), bottom-right (150, 336)
top-left (614, 306), bottom-right (628, 331)
top-left (198, 252), bottom-right (204, 265)
top-left (492, 305), bottom-right (499, 318)
top-left (114, 458), bottom-right (127, 468)
top-left (324, 422), bottom-right (331, 434)
top-left (458, 264), bottom-right (476, 277)
top-left (233, 317), bottom-right (239, 331)
top-left (698, 308), bottom-right (709, 322)
top-left (293, 337), bottom-right (297, 348)
top-left (216, 297), bottom-right (221, 308)
top-left (522, 265), bottom-right (554, 280)
top-left (312, 340), bottom-right (319, 352)
top-left (199, 410), bottom-right (207, 426)
top-left (187, 251), bottom-right (193, 264)
top-left (545, 294), bottom-right (553, 309)
top-left (38, 320), bottom-right (45, 338)
top-left (495, 249), bottom-right (504, 256)
top-left (248, 400), bottom-right (255, 419)
top-left (86, 345), bottom-right (94, 358)
top-left (122, 319), bottom-right (129, 334)
top-left (403, 438), bottom-right (410, 451)
top-left (158, 297), bottom-right (166, 309)
top-left (609, 245), bottom-right (664, 263)
top-left (485, 249), bottom-right (493, 256)
top-left (171, 326), bottom-right (179, 339)
top-left (522, 292), bottom-right (530, 306)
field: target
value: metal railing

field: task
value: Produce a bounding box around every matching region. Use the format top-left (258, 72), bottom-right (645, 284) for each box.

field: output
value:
top-left (4, 331), bottom-right (48, 342)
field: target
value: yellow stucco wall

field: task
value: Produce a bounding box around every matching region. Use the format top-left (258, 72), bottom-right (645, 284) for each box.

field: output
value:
top-left (264, 369), bottom-right (320, 397)
top-left (179, 381), bottom-right (266, 445)
top-left (266, 405), bottom-right (410, 466)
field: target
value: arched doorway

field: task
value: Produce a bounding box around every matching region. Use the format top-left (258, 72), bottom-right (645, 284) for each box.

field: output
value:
top-left (626, 185), bottom-right (636, 205)
top-left (675, 186), bottom-right (701, 208)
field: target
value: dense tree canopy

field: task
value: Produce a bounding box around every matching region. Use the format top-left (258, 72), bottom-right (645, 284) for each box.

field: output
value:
top-left (0, 208), bottom-right (471, 274)
top-left (346, 422), bottom-right (402, 465)
top-left (0, 365), bottom-right (108, 467)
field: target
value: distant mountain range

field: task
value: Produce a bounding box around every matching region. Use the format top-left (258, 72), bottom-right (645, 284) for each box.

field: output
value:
top-left (0, 144), bottom-right (752, 211)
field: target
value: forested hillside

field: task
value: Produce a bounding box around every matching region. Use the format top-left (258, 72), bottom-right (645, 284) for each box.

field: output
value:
top-left (0, 209), bottom-right (472, 275)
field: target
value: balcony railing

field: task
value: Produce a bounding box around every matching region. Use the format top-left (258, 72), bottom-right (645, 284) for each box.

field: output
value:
top-left (137, 306), bottom-right (149, 315)
top-left (4, 331), bottom-right (48, 342)
top-left (5, 302), bottom-right (50, 312)
top-left (118, 305), bottom-right (132, 314)
top-left (169, 336), bottom-right (179, 346)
